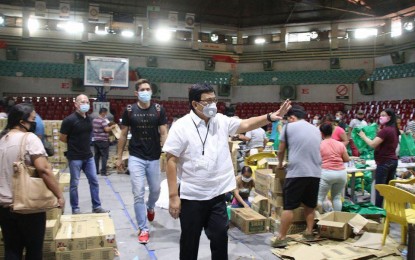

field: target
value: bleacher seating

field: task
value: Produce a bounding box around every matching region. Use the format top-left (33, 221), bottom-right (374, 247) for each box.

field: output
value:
top-left (6, 95), bottom-right (414, 127)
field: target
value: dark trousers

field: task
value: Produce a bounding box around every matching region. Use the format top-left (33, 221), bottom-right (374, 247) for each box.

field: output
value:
top-left (179, 194), bottom-right (229, 260)
top-left (0, 207), bottom-right (46, 260)
top-left (94, 140), bottom-right (109, 175)
top-left (375, 159), bottom-right (398, 207)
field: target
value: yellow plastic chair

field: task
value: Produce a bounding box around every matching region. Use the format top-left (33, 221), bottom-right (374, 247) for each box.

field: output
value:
top-left (347, 171), bottom-right (365, 195)
top-left (375, 184), bottom-right (415, 245)
top-left (389, 178), bottom-right (415, 187)
top-left (389, 178), bottom-right (415, 209)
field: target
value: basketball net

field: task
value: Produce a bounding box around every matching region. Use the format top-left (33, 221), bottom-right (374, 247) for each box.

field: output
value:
top-left (102, 77), bottom-right (113, 92)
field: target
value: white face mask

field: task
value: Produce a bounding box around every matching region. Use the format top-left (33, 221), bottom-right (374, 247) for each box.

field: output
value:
top-left (241, 176), bottom-right (252, 183)
top-left (312, 119), bottom-right (318, 125)
top-left (198, 102), bottom-right (217, 118)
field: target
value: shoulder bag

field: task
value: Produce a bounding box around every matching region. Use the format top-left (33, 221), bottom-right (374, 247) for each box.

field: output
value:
top-left (11, 133), bottom-right (59, 214)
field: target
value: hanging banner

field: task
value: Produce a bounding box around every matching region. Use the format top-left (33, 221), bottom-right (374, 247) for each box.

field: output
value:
top-left (147, 6), bottom-right (160, 29)
top-left (35, 1), bottom-right (47, 17)
top-left (88, 4), bottom-right (99, 21)
top-left (185, 13), bottom-right (195, 28)
top-left (168, 11), bottom-right (178, 28)
top-left (59, 2), bottom-right (70, 19)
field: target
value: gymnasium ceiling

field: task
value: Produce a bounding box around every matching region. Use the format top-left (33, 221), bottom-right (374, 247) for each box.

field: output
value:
top-left (4, 0), bottom-right (415, 28)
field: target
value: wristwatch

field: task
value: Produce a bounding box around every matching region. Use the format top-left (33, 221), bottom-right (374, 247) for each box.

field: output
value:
top-left (267, 113), bottom-right (278, 122)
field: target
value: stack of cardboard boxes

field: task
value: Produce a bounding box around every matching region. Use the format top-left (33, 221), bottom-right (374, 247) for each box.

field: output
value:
top-left (43, 208), bottom-right (63, 259)
top-left (228, 140), bottom-right (241, 176)
top-left (252, 166), bottom-right (307, 235)
top-left (44, 120), bottom-right (67, 171)
top-left (55, 213), bottom-right (116, 259)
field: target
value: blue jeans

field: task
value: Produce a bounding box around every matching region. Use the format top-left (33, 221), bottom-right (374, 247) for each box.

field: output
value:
top-left (69, 157), bottom-right (102, 211)
top-left (375, 159), bottom-right (398, 207)
top-left (128, 156), bottom-right (161, 232)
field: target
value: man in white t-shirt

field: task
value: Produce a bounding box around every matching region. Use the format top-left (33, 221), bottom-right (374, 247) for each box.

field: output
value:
top-left (349, 110), bottom-right (368, 134)
top-left (163, 83), bottom-right (291, 260)
top-left (238, 127), bottom-right (268, 151)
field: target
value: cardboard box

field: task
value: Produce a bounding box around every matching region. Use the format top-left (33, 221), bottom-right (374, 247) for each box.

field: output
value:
top-left (255, 169), bottom-right (285, 194)
top-left (257, 158), bottom-right (279, 172)
top-left (56, 247), bottom-right (115, 260)
top-left (363, 219), bottom-right (384, 233)
top-left (55, 221), bottom-right (88, 251)
top-left (46, 207), bottom-right (62, 220)
top-left (43, 240), bottom-right (56, 253)
top-left (59, 173), bottom-right (70, 192)
top-left (268, 216), bottom-right (307, 234)
top-left (268, 192), bottom-right (283, 207)
top-left (231, 208), bottom-right (268, 234)
top-left (251, 194), bottom-right (269, 217)
top-left (86, 219), bottom-right (117, 249)
top-left (44, 219), bottom-right (59, 241)
top-left (317, 212), bottom-right (369, 240)
top-left (160, 153), bottom-right (166, 173)
top-left (274, 206), bottom-right (305, 222)
top-left (111, 124), bottom-right (121, 139)
top-left (60, 213), bottom-right (111, 222)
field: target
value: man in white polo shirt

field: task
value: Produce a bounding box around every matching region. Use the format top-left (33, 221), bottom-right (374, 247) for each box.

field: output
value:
top-left (163, 83), bottom-right (291, 260)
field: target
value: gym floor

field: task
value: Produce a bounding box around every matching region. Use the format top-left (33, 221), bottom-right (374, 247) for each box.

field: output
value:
top-left (61, 146), bottom-right (404, 259)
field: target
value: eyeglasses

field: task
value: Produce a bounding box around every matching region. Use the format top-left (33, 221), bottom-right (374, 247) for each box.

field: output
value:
top-left (199, 98), bottom-right (218, 105)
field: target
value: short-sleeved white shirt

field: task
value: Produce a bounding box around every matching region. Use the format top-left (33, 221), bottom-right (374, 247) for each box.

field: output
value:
top-left (163, 110), bottom-right (241, 200)
top-left (245, 127), bottom-right (266, 149)
top-left (0, 131), bottom-right (47, 205)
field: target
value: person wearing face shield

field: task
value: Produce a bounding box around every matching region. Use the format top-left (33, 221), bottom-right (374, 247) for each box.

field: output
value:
top-left (116, 79), bottom-right (168, 244)
top-left (59, 94), bottom-right (109, 215)
top-left (163, 83), bottom-right (291, 260)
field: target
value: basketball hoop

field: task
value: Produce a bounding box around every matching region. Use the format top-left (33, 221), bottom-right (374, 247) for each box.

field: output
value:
top-left (102, 76), bottom-right (113, 91)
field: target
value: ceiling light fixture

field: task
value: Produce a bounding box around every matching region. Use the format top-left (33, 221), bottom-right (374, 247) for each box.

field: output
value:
top-left (255, 37), bottom-right (265, 44)
top-left (403, 21), bottom-right (414, 31)
top-left (0, 15), bottom-right (5, 26)
top-left (155, 28), bottom-right (172, 42)
top-left (210, 33), bottom-right (218, 42)
top-left (28, 18), bottom-right (40, 32)
top-left (57, 21), bottom-right (84, 33)
top-left (121, 30), bottom-right (134, 37)
top-left (354, 28), bottom-right (377, 39)
top-left (309, 31), bottom-right (319, 40)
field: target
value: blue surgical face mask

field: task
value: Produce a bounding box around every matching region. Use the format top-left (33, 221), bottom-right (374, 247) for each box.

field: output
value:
top-left (138, 91), bottom-right (152, 103)
top-left (80, 104), bottom-right (90, 113)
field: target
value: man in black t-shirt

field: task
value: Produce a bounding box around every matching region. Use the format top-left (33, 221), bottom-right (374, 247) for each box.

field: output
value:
top-left (116, 79), bottom-right (168, 244)
top-left (59, 94), bottom-right (109, 215)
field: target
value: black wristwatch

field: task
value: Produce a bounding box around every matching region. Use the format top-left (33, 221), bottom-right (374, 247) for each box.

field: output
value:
top-left (267, 113), bottom-right (278, 122)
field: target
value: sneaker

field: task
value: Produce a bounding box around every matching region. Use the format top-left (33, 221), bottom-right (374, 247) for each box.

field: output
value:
top-left (147, 208), bottom-right (155, 222)
top-left (138, 231), bottom-right (149, 244)
top-left (92, 207), bottom-right (110, 213)
top-left (302, 232), bottom-right (317, 242)
top-left (72, 209), bottom-right (82, 214)
top-left (271, 237), bottom-right (290, 248)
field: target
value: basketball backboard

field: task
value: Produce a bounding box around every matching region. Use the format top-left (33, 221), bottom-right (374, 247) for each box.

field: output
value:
top-left (84, 56), bottom-right (129, 88)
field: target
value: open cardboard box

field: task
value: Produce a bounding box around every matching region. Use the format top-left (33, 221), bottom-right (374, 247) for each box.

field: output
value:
top-left (317, 211), bottom-right (368, 240)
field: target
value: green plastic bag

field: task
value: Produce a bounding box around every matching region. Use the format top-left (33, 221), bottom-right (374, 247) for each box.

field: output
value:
top-left (399, 133), bottom-right (415, 157)
top-left (351, 123), bottom-right (378, 160)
